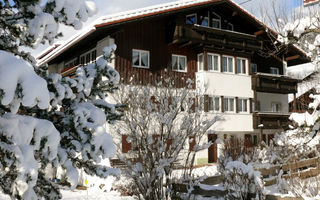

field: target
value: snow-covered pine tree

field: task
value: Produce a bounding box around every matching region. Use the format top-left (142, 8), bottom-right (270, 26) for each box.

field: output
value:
top-left (113, 75), bottom-right (219, 200)
top-left (0, 1), bottom-right (122, 199)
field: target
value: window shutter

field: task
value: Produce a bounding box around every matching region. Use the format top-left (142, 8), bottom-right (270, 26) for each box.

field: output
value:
top-left (244, 134), bottom-right (252, 148)
top-left (166, 138), bottom-right (173, 151)
top-left (122, 135), bottom-right (132, 153)
top-left (221, 96), bottom-right (224, 112)
top-left (189, 136), bottom-right (196, 151)
top-left (204, 95), bottom-right (209, 112)
top-left (249, 98), bottom-right (253, 113)
top-left (235, 97), bottom-right (239, 113)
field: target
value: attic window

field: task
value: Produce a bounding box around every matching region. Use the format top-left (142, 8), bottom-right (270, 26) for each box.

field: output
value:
top-left (201, 17), bottom-right (209, 27)
top-left (186, 14), bottom-right (197, 24)
top-left (212, 12), bottom-right (221, 29)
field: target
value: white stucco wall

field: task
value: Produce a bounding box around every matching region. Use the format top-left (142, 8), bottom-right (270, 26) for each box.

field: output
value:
top-left (196, 71), bottom-right (253, 98)
top-left (257, 92), bottom-right (289, 113)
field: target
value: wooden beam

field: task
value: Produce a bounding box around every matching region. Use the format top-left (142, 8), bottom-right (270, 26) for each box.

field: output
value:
top-left (232, 11), bottom-right (238, 17)
top-left (254, 30), bottom-right (265, 36)
top-left (273, 54), bottom-right (283, 63)
top-left (285, 55), bottom-right (300, 61)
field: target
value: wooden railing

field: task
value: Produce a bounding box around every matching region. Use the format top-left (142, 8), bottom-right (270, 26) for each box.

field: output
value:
top-left (252, 73), bottom-right (298, 94)
top-left (173, 157), bottom-right (320, 199)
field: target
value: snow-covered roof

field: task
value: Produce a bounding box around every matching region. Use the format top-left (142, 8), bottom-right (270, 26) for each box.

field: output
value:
top-left (38, 0), bottom-right (306, 66)
top-left (37, 0), bottom-right (220, 65)
top-left (304, 0), bottom-right (319, 6)
top-left (287, 63), bottom-right (316, 80)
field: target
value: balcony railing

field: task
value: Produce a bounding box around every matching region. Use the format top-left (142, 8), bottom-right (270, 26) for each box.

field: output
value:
top-left (253, 112), bottom-right (291, 129)
top-left (252, 73), bottom-right (298, 94)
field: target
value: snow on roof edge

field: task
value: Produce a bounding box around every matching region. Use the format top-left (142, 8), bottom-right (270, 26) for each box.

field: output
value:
top-left (37, 0), bottom-right (216, 65)
top-left (37, 26), bottom-right (96, 66)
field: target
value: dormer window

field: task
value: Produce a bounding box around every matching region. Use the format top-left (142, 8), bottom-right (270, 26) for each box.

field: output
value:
top-left (186, 14), bottom-right (197, 24)
top-left (212, 12), bottom-right (221, 29)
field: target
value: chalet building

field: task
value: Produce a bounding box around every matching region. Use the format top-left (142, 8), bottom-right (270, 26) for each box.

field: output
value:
top-left (38, 0), bottom-right (309, 164)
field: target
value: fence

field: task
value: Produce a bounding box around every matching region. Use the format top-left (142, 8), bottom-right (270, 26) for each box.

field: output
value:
top-left (173, 157), bottom-right (320, 199)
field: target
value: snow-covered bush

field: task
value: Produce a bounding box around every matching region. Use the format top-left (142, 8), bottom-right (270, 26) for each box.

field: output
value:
top-left (223, 161), bottom-right (264, 200)
top-left (113, 75), bottom-right (218, 200)
top-left (0, 1), bottom-right (122, 199)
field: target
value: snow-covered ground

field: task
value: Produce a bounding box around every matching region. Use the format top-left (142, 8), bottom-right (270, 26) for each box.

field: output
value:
top-left (0, 188), bottom-right (136, 200)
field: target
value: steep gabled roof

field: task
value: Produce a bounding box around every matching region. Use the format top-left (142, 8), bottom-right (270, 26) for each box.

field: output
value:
top-left (37, 0), bottom-right (309, 66)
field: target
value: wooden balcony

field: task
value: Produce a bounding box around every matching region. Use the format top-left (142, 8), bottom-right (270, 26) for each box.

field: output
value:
top-left (172, 25), bottom-right (263, 53)
top-left (252, 73), bottom-right (298, 94)
top-left (253, 112), bottom-right (290, 129)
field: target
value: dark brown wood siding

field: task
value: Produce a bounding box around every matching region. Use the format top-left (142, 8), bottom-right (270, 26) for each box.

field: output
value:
top-left (114, 18), bottom-right (196, 87)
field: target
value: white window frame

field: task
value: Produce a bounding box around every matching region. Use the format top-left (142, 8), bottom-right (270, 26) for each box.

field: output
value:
top-left (212, 12), bottom-right (221, 29)
top-left (208, 96), bottom-right (220, 112)
top-left (172, 54), bottom-right (187, 72)
top-left (197, 53), bottom-right (204, 72)
top-left (271, 102), bottom-right (281, 113)
top-left (227, 22), bottom-right (234, 31)
top-left (236, 57), bottom-right (248, 75)
top-left (238, 98), bottom-right (249, 113)
top-left (224, 97), bottom-right (235, 113)
top-left (270, 67), bottom-right (279, 75)
top-left (186, 13), bottom-right (197, 24)
top-left (207, 53), bottom-right (220, 72)
top-left (132, 49), bottom-right (150, 69)
top-left (80, 48), bottom-right (96, 65)
top-left (222, 55), bottom-right (234, 73)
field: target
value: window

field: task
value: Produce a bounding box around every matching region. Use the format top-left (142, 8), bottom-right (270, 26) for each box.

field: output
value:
top-left (271, 102), bottom-right (281, 112)
top-left (201, 17), bottom-right (209, 27)
top-left (186, 14), bottom-right (197, 24)
top-left (251, 63), bottom-right (257, 73)
top-left (238, 98), bottom-right (248, 112)
top-left (222, 56), bottom-right (234, 73)
top-left (172, 55), bottom-right (187, 72)
top-left (208, 96), bottom-right (220, 112)
top-left (212, 12), bottom-right (221, 29)
top-left (132, 49), bottom-right (149, 68)
top-left (270, 67), bottom-right (279, 75)
top-left (227, 23), bottom-right (234, 31)
top-left (197, 54), bottom-right (204, 71)
top-left (224, 97), bottom-right (235, 112)
top-left (236, 58), bottom-right (247, 74)
top-left (80, 49), bottom-right (96, 65)
top-left (207, 53), bottom-right (220, 71)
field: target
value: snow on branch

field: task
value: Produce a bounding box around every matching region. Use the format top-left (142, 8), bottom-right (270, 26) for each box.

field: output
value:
top-left (0, 113), bottom-right (60, 199)
top-left (0, 50), bottom-right (50, 113)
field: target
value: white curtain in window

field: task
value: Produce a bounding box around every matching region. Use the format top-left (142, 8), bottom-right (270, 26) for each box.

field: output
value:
top-left (132, 51), bottom-right (139, 66)
top-left (141, 52), bottom-right (148, 67)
